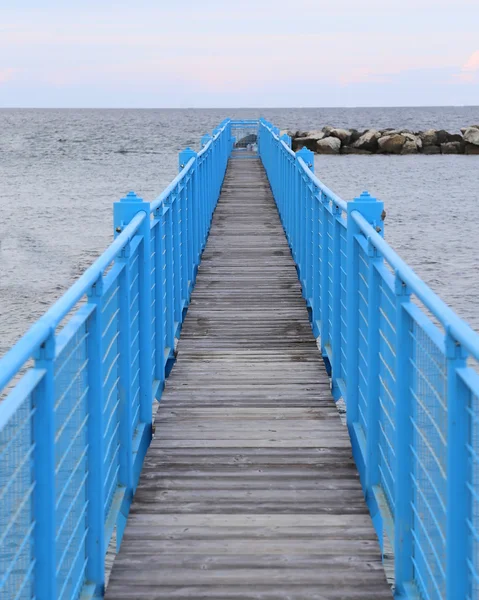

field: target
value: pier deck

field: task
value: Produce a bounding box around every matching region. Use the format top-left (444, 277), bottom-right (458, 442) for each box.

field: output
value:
top-left (105, 158), bottom-right (391, 599)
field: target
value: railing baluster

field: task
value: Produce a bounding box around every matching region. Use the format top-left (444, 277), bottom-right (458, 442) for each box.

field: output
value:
top-left (365, 242), bottom-right (382, 496)
top-left (302, 177), bottom-right (307, 287)
top-left (154, 212), bottom-right (166, 382)
top-left (179, 183), bottom-right (187, 305)
top-left (331, 202), bottom-right (342, 395)
top-left (305, 181), bottom-right (313, 306)
top-left (116, 245), bottom-right (134, 498)
top-left (85, 275), bottom-right (105, 595)
top-left (394, 273), bottom-right (413, 595)
top-left (445, 330), bottom-right (468, 599)
top-left (172, 190), bottom-right (182, 326)
top-left (186, 174), bottom-right (194, 289)
top-left (33, 333), bottom-right (57, 600)
top-left (164, 203), bottom-right (175, 358)
top-left (312, 188), bottom-right (320, 337)
top-left (320, 193), bottom-right (330, 363)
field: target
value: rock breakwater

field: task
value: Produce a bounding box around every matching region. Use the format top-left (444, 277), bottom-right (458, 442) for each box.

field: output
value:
top-left (287, 125), bottom-right (479, 155)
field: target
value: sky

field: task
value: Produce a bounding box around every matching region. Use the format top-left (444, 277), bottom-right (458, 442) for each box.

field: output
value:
top-left (1, 0), bottom-right (479, 108)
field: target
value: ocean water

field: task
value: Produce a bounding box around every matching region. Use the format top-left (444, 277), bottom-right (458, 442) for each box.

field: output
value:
top-left (1, 107), bottom-right (479, 357)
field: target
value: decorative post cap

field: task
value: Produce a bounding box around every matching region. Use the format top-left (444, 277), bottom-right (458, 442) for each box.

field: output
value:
top-left (295, 146), bottom-right (315, 172)
top-left (120, 191), bottom-right (143, 202)
top-left (354, 190), bottom-right (377, 202)
top-left (201, 134), bottom-right (213, 147)
top-left (349, 189), bottom-right (384, 236)
top-left (280, 133), bottom-right (292, 148)
top-left (179, 147), bottom-right (198, 171)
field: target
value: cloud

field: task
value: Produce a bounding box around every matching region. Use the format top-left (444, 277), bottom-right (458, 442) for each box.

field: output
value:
top-left (453, 50), bottom-right (479, 82)
top-left (0, 68), bottom-right (16, 84)
top-left (462, 50), bottom-right (479, 72)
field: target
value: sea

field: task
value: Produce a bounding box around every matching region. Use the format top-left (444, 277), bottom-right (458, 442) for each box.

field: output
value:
top-left (1, 106), bottom-right (479, 357)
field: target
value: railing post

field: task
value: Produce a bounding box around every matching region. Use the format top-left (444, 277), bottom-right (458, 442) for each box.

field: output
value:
top-left (346, 192), bottom-right (383, 431)
top-left (114, 192), bottom-right (153, 427)
top-left (393, 273), bottom-right (413, 595)
top-left (85, 275), bottom-right (106, 594)
top-left (445, 330), bottom-right (469, 599)
top-left (33, 333), bottom-right (56, 600)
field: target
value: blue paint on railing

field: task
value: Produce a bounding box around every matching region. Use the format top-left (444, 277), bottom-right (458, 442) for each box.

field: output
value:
top-left (258, 118), bottom-right (479, 600)
top-left (0, 120), bottom-right (231, 599)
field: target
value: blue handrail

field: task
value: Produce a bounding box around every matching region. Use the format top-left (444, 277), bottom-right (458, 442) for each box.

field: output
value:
top-left (259, 117), bottom-right (479, 600)
top-left (0, 119), bottom-right (232, 600)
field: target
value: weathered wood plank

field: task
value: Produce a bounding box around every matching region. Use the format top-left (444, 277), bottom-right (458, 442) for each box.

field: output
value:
top-left (105, 157), bottom-right (390, 599)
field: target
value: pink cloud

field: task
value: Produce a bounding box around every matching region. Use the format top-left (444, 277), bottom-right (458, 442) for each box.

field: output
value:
top-left (453, 50), bottom-right (479, 83)
top-left (462, 50), bottom-right (479, 72)
top-left (0, 68), bottom-right (15, 84)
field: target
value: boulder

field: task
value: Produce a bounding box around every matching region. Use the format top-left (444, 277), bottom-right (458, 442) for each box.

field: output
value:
top-left (378, 134), bottom-right (406, 154)
top-left (353, 129), bottom-right (380, 152)
top-left (435, 130), bottom-right (451, 145)
top-left (305, 130), bottom-right (326, 139)
top-left (316, 136), bottom-right (341, 154)
top-left (461, 125), bottom-right (479, 134)
top-left (341, 146), bottom-right (371, 155)
top-left (464, 127), bottom-right (479, 146)
top-left (292, 136), bottom-right (324, 152)
top-left (349, 129), bottom-right (362, 145)
top-left (401, 140), bottom-right (419, 154)
top-left (465, 143), bottom-right (479, 155)
top-left (402, 132), bottom-right (422, 152)
top-left (419, 129), bottom-right (438, 146)
top-left (446, 133), bottom-right (464, 144)
top-left (329, 128), bottom-right (352, 144)
top-left (441, 142), bottom-right (463, 154)
top-left (322, 126), bottom-right (334, 136)
top-left (421, 145), bottom-right (441, 155)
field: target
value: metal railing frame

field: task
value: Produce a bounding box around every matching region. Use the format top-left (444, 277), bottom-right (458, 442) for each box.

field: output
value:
top-left (259, 118), bottom-right (479, 600)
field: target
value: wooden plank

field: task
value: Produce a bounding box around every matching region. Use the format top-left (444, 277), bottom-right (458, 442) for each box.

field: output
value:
top-left (105, 157), bottom-right (391, 599)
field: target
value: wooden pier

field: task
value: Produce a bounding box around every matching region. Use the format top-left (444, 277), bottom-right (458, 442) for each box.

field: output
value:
top-left (106, 157), bottom-right (391, 599)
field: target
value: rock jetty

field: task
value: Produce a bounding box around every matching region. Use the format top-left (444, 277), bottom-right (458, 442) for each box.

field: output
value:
top-left (287, 125), bottom-right (479, 155)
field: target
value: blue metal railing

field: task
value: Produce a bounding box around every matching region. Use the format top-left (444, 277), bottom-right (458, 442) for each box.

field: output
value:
top-left (0, 119), bottom-right (232, 599)
top-left (259, 118), bottom-right (479, 600)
